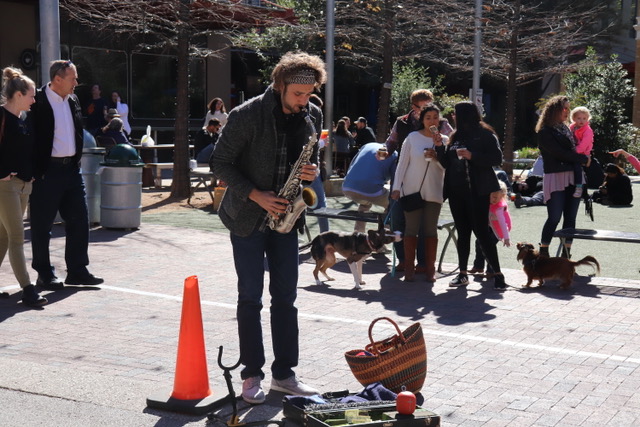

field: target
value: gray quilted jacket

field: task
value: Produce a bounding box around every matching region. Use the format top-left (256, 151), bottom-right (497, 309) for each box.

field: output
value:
top-left (210, 85), bottom-right (322, 237)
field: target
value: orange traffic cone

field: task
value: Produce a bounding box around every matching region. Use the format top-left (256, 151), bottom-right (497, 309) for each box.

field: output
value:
top-left (146, 276), bottom-right (218, 415)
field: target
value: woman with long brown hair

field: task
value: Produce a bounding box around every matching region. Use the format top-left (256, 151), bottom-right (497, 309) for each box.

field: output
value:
top-left (536, 95), bottom-right (589, 258)
top-left (436, 101), bottom-right (508, 290)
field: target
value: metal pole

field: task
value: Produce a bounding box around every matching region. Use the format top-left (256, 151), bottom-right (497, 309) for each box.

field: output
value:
top-left (472, 0), bottom-right (482, 107)
top-left (39, 0), bottom-right (61, 85)
top-left (324, 0), bottom-right (335, 177)
top-left (633, 16), bottom-right (640, 127)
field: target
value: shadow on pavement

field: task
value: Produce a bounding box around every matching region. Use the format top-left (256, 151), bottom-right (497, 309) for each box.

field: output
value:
top-left (0, 285), bottom-right (100, 324)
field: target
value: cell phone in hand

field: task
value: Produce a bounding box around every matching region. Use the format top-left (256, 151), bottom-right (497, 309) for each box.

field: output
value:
top-left (429, 125), bottom-right (438, 133)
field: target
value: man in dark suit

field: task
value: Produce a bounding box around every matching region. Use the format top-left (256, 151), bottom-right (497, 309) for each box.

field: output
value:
top-left (29, 60), bottom-right (103, 289)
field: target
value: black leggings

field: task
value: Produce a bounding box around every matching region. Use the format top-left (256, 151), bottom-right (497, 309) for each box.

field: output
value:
top-left (449, 192), bottom-right (502, 274)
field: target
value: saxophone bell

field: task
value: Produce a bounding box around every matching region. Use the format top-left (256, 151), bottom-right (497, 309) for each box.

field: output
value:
top-left (271, 185), bottom-right (317, 234)
top-left (302, 186), bottom-right (318, 209)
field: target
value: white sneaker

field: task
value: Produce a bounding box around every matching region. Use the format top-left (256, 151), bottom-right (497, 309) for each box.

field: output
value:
top-left (242, 376), bottom-right (265, 404)
top-left (573, 186), bottom-right (583, 198)
top-left (270, 375), bottom-right (319, 396)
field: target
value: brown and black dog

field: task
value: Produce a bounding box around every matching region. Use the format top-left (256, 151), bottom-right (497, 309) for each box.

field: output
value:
top-left (310, 229), bottom-right (401, 290)
top-left (516, 242), bottom-right (600, 289)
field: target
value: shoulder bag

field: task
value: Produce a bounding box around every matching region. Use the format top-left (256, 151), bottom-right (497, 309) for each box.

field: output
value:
top-left (399, 162), bottom-right (429, 212)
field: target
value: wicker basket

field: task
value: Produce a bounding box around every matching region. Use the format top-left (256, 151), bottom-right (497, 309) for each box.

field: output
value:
top-left (344, 317), bottom-right (427, 393)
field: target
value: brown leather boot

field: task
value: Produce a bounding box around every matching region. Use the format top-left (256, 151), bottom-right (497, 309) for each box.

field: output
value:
top-left (403, 236), bottom-right (417, 282)
top-left (424, 237), bottom-right (438, 282)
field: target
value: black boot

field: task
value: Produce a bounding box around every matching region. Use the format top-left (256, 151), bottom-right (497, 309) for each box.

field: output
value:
top-left (493, 273), bottom-right (507, 291)
top-left (539, 245), bottom-right (550, 258)
top-left (22, 285), bottom-right (48, 307)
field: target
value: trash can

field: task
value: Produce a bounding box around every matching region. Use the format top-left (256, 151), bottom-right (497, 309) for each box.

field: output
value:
top-left (82, 147), bottom-right (106, 225)
top-left (100, 144), bottom-right (145, 229)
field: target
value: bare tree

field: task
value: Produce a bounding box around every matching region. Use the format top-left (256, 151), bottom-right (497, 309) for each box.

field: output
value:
top-left (235, 0), bottom-right (613, 156)
top-left (60, 0), bottom-right (295, 198)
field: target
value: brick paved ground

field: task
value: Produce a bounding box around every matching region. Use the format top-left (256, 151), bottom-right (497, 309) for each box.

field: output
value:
top-left (1, 222), bottom-right (639, 426)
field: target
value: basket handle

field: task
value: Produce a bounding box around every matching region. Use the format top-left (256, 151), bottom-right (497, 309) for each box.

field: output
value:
top-left (367, 317), bottom-right (406, 353)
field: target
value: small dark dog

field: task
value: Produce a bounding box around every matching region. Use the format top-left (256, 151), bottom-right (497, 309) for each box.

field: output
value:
top-left (516, 243), bottom-right (600, 289)
top-left (310, 229), bottom-right (401, 289)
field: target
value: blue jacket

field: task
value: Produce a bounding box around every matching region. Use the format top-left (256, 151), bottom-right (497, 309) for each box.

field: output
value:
top-left (343, 143), bottom-right (397, 196)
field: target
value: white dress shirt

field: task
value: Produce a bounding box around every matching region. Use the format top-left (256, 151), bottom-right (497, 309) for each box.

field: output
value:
top-left (45, 84), bottom-right (76, 157)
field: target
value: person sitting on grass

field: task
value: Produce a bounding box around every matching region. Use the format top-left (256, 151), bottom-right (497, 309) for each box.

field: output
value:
top-left (591, 163), bottom-right (633, 206)
top-left (609, 149), bottom-right (640, 174)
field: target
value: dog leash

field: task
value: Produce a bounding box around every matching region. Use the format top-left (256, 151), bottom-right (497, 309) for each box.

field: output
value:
top-left (387, 200), bottom-right (397, 278)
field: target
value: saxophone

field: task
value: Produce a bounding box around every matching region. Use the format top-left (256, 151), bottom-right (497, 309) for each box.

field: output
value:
top-left (266, 112), bottom-right (318, 233)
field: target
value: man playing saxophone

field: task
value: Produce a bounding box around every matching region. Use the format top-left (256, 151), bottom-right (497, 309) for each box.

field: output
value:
top-left (210, 51), bottom-right (325, 405)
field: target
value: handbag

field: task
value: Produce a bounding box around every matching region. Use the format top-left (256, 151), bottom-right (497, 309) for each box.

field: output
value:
top-left (399, 162), bottom-right (429, 212)
top-left (344, 317), bottom-right (427, 393)
top-left (399, 192), bottom-right (424, 212)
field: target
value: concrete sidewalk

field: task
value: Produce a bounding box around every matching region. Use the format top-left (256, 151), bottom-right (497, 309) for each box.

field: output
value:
top-left (1, 222), bottom-right (639, 426)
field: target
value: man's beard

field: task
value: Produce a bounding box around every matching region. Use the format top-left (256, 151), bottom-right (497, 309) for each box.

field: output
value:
top-left (282, 100), bottom-right (303, 114)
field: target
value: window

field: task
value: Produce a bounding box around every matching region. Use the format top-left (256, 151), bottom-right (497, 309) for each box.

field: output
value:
top-left (130, 53), bottom-right (205, 119)
top-left (71, 46), bottom-right (127, 114)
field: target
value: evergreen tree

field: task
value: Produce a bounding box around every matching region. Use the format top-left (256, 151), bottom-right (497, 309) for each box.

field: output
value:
top-left (563, 47), bottom-right (637, 161)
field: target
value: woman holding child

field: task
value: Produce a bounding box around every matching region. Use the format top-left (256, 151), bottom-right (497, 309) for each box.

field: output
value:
top-left (536, 96), bottom-right (590, 259)
top-left (391, 105), bottom-right (446, 282)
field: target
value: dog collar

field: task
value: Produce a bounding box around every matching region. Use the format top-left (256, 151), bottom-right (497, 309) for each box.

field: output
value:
top-left (366, 236), bottom-right (377, 253)
top-left (523, 258), bottom-right (538, 271)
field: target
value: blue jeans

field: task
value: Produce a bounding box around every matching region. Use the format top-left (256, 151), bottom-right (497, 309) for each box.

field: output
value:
top-left (30, 163), bottom-right (90, 279)
top-left (310, 176), bottom-right (329, 232)
top-left (541, 187), bottom-right (581, 245)
top-left (230, 227), bottom-right (300, 380)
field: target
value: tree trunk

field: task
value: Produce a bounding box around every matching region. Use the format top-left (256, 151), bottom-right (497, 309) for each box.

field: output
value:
top-left (502, 0), bottom-right (521, 178)
top-left (170, 0), bottom-right (191, 198)
top-left (375, 0), bottom-right (396, 142)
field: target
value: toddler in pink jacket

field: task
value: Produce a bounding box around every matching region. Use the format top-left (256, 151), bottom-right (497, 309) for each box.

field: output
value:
top-left (569, 106), bottom-right (594, 198)
top-left (470, 181), bottom-right (511, 277)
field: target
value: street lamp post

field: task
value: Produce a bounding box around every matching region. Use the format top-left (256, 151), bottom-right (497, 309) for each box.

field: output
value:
top-left (471, 0), bottom-right (482, 111)
top-left (39, 0), bottom-right (61, 85)
top-left (324, 0), bottom-right (335, 178)
top-left (633, 16), bottom-right (640, 127)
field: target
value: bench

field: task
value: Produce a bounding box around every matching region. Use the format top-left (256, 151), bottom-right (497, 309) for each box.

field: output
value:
top-left (189, 167), bottom-right (215, 204)
top-left (553, 228), bottom-right (640, 256)
top-left (305, 208), bottom-right (457, 273)
top-left (307, 207), bottom-right (384, 223)
top-left (144, 162), bottom-right (173, 188)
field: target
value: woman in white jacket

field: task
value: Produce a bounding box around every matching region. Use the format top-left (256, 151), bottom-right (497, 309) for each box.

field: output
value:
top-left (391, 105), bottom-right (447, 282)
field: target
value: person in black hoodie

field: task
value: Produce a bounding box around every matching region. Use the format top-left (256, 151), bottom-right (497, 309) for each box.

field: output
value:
top-left (436, 101), bottom-right (508, 290)
top-left (592, 163), bottom-right (632, 206)
top-left (536, 95), bottom-right (590, 259)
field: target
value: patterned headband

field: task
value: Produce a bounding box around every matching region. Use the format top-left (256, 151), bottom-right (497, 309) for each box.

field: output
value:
top-left (285, 68), bottom-right (317, 85)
